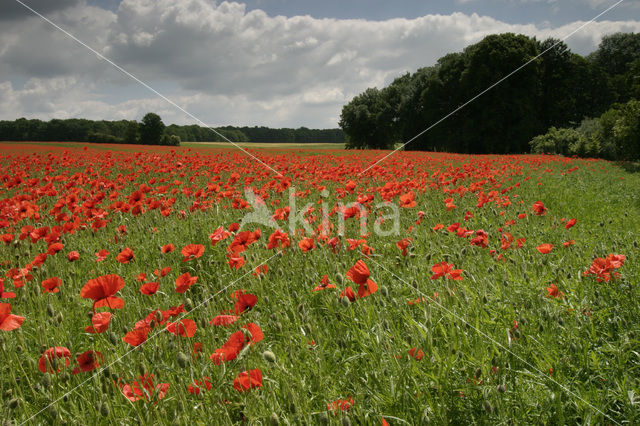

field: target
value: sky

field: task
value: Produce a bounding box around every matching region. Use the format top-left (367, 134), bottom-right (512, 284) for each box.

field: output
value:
top-left (0, 0), bottom-right (639, 129)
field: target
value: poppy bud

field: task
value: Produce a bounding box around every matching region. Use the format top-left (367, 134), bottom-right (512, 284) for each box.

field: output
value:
top-left (474, 368), bottom-right (482, 380)
top-left (100, 401), bottom-right (110, 417)
top-left (269, 413), bottom-right (280, 425)
top-left (7, 398), bottom-right (19, 410)
top-left (497, 384), bottom-right (506, 393)
top-left (60, 372), bottom-right (70, 383)
top-left (380, 286), bottom-right (388, 297)
top-left (185, 298), bottom-right (193, 311)
top-left (425, 253), bottom-right (431, 261)
top-left (108, 331), bottom-right (118, 345)
top-left (168, 341), bottom-right (175, 351)
top-left (46, 304), bottom-right (55, 317)
top-left (482, 295), bottom-right (488, 304)
top-left (177, 352), bottom-right (189, 368)
top-left (318, 412), bottom-right (329, 424)
top-left (263, 351), bottom-right (277, 363)
top-left (56, 312), bottom-right (64, 324)
top-left (275, 322), bottom-right (283, 332)
top-left (47, 406), bottom-right (58, 419)
top-left (41, 373), bottom-right (52, 389)
top-left (342, 416), bottom-right (351, 426)
top-left (340, 296), bottom-right (350, 307)
top-left (138, 364), bottom-right (147, 376)
top-left (335, 273), bottom-right (344, 284)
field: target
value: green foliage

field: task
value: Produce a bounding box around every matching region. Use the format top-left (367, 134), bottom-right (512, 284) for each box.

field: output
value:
top-left (160, 134), bottom-right (181, 146)
top-left (139, 112), bottom-right (165, 145)
top-left (598, 98), bottom-right (640, 160)
top-left (339, 87), bottom-right (397, 149)
top-left (86, 132), bottom-right (125, 144)
top-left (529, 127), bottom-right (583, 156)
top-left (529, 99), bottom-right (640, 160)
top-left (341, 32), bottom-right (640, 153)
top-left (0, 119), bottom-right (344, 145)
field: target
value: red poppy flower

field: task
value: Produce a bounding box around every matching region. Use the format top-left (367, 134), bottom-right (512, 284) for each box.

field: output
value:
top-left (38, 346), bottom-right (71, 373)
top-left (396, 238), bottom-right (411, 256)
top-left (563, 240), bottom-right (575, 247)
top-left (584, 254), bottom-right (626, 282)
top-left (95, 249), bottom-right (109, 262)
top-left (327, 396), bottom-right (353, 413)
top-left (267, 229), bottom-right (291, 250)
top-left (447, 223), bottom-right (460, 233)
top-left (118, 373), bottom-right (169, 403)
top-left (153, 266), bottom-right (171, 278)
top-left (122, 326), bottom-right (150, 346)
top-left (140, 282), bottom-right (159, 295)
top-left (399, 191), bottom-right (417, 208)
top-left (565, 218), bottom-right (577, 229)
top-left (80, 274), bottom-right (125, 310)
top-left (227, 229), bottom-right (261, 254)
top-left (209, 315), bottom-right (239, 326)
top-left (314, 275), bottom-right (336, 291)
top-left (175, 272), bottom-right (197, 293)
top-left (532, 201), bottom-right (547, 216)
top-left (225, 254), bottom-right (244, 269)
top-left (42, 277), bottom-right (62, 294)
top-left (85, 312), bottom-right (112, 334)
top-left (298, 237), bottom-right (315, 252)
top-left (67, 251), bottom-right (80, 261)
top-left (0, 280), bottom-right (16, 299)
top-left (116, 247), bottom-right (134, 264)
top-left (233, 369), bottom-right (262, 392)
top-left (210, 330), bottom-right (245, 365)
top-left (545, 283), bottom-right (565, 299)
top-left (187, 377), bottom-right (212, 395)
top-left (209, 226), bottom-right (231, 246)
top-left (72, 350), bottom-right (104, 374)
top-left (409, 348), bottom-right (425, 360)
top-left (47, 243), bottom-right (64, 255)
top-left (234, 292), bottom-right (257, 315)
top-left (252, 265), bottom-right (268, 277)
top-left (339, 286), bottom-right (356, 302)
top-left (0, 303), bottom-right (24, 331)
top-left (243, 323), bottom-right (264, 345)
top-left (167, 319), bottom-right (197, 338)
top-left (536, 244), bottom-right (553, 254)
top-left (430, 262), bottom-right (463, 281)
top-left (181, 244), bottom-right (204, 262)
top-left (0, 234), bottom-right (13, 245)
top-left (161, 244), bottom-right (174, 254)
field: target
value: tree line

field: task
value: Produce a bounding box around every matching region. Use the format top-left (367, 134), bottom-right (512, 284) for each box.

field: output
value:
top-left (339, 32), bottom-right (640, 158)
top-left (0, 115), bottom-right (345, 144)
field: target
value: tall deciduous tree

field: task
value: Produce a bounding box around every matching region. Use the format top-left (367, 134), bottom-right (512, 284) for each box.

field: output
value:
top-left (139, 113), bottom-right (165, 145)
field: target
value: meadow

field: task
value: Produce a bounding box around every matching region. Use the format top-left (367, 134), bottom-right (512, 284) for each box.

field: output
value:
top-left (0, 141), bottom-right (638, 425)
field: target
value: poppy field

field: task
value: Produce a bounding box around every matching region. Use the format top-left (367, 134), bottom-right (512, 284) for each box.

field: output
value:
top-left (0, 142), bottom-right (639, 425)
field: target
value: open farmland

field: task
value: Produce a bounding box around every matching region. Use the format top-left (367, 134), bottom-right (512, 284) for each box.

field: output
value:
top-left (0, 142), bottom-right (639, 425)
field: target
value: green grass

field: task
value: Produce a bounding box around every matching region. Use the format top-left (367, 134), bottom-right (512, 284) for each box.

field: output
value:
top-left (0, 145), bottom-right (638, 425)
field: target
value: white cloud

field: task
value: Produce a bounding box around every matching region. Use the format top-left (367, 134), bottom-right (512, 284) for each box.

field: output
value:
top-left (0, 0), bottom-right (639, 128)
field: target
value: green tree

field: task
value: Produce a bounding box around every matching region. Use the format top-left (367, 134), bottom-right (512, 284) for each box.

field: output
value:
top-left (125, 120), bottom-right (139, 144)
top-left (339, 87), bottom-right (397, 149)
top-left (139, 113), bottom-right (165, 145)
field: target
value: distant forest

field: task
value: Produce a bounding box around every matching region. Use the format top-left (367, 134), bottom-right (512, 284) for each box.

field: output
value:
top-left (339, 32), bottom-right (640, 157)
top-left (0, 118), bottom-right (345, 144)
